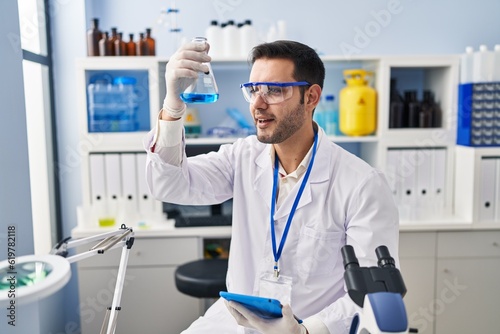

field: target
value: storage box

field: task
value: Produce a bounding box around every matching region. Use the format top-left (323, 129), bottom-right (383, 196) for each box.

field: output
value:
top-left (457, 82), bottom-right (500, 146)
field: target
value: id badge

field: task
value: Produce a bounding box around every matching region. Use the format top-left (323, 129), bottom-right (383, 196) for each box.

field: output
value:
top-left (257, 272), bottom-right (293, 305)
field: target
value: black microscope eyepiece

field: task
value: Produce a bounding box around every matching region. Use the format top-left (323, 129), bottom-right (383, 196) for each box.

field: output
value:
top-left (376, 245), bottom-right (395, 268)
top-left (341, 245), bottom-right (360, 269)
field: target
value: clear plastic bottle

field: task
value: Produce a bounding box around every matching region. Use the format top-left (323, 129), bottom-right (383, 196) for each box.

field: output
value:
top-left (493, 45), bottom-right (500, 82)
top-left (180, 37), bottom-right (219, 103)
top-left (223, 20), bottom-right (238, 57)
top-left (240, 19), bottom-right (257, 58)
top-left (473, 44), bottom-right (494, 83)
top-left (460, 46), bottom-right (474, 84)
top-left (323, 94), bottom-right (337, 135)
top-left (205, 20), bottom-right (223, 58)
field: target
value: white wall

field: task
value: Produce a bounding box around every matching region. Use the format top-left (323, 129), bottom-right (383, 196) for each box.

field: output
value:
top-left (88, 0), bottom-right (500, 57)
top-left (50, 0), bottom-right (500, 331)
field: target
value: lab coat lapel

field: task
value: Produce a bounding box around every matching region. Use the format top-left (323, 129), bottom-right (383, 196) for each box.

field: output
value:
top-left (274, 133), bottom-right (331, 220)
top-left (254, 145), bottom-right (274, 210)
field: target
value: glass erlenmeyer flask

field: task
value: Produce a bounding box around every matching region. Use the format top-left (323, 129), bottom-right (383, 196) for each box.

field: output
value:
top-left (180, 37), bottom-right (219, 103)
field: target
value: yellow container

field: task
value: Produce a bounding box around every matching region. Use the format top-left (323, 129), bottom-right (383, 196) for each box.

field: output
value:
top-left (339, 69), bottom-right (377, 136)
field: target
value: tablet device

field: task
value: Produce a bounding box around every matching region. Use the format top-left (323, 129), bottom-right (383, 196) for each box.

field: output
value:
top-left (219, 291), bottom-right (283, 319)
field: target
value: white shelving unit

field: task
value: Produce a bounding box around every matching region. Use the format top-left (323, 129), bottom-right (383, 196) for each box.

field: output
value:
top-left (75, 54), bottom-right (463, 228)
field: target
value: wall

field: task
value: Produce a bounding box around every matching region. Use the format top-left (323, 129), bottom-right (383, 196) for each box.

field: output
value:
top-left (88, 0), bottom-right (500, 57)
top-left (50, 0), bottom-right (500, 331)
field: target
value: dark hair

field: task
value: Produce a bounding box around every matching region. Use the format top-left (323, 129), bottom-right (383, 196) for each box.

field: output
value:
top-left (249, 40), bottom-right (325, 92)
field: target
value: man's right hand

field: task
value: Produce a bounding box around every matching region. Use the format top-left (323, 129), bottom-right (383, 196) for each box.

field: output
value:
top-left (162, 41), bottom-right (212, 118)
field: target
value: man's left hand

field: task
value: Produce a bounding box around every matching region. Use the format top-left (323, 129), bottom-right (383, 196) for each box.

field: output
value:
top-left (225, 300), bottom-right (307, 334)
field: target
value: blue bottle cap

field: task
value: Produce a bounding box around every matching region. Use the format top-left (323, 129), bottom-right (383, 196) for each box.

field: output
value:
top-left (113, 76), bottom-right (137, 85)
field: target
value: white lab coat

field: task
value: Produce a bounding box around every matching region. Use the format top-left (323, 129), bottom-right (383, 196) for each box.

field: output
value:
top-left (144, 127), bottom-right (399, 334)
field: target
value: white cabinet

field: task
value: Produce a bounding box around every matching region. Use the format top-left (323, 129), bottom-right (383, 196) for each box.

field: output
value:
top-left (75, 236), bottom-right (202, 334)
top-left (435, 231), bottom-right (500, 334)
top-left (399, 232), bottom-right (437, 334)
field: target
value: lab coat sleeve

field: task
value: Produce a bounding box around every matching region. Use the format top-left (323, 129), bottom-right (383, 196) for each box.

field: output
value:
top-left (143, 126), bottom-right (236, 206)
top-left (306, 169), bottom-right (400, 334)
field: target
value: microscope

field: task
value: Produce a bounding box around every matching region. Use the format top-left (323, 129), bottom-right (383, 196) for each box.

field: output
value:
top-left (341, 245), bottom-right (417, 334)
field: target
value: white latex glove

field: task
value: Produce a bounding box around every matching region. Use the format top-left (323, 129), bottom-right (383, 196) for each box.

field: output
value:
top-left (225, 300), bottom-right (308, 334)
top-left (162, 41), bottom-right (211, 118)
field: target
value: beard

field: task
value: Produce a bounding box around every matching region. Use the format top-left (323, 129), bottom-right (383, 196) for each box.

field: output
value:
top-left (256, 102), bottom-right (306, 144)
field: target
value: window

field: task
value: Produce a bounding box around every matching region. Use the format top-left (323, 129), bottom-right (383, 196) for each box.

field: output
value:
top-left (17, 0), bottom-right (60, 255)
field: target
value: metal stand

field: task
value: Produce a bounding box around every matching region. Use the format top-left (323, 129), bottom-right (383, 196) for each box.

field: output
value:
top-left (51, 224), bottom-right (135, 334)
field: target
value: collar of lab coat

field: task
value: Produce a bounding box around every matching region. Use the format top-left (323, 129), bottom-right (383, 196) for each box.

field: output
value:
top-left (253, 126), bottom-right (332, 220)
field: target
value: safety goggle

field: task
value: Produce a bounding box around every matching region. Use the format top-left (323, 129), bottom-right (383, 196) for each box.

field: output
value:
top-left (240, 81), bottom-right (310, 105)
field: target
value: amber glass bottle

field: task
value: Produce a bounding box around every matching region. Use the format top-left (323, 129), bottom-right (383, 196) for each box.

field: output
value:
top-left (137, 32), bottom-right (146, 56)
top-left (109, 27), bottom-right (118, 56)
top-left (145, 28), bottom-right (156, 56)
top-left (126, 34), bottom-right (136, 56)
top-left (115, 32), bottom-right (126, 56)
top-left (86, 18), bottom-right (101, 56)
top-left (98, 32), bottom-right (113, 56)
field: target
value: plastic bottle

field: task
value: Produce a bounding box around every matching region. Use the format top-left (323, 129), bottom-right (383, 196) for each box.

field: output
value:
top-left (98, 32), bottom-right (113, 56)
top-left (240, 19), bottom-right (257, 58)
top-left (473, 44), bottom-right (494, 82)
top-left (205, 20), bottom-right (224, 58)
top-left (323, 95), bottom-right (338, 135)
top-left (493, 44), bottom-right (500, 82)
top-left (114, 32), bottom-right (126, 56)
top-left (223, 20), bottom-right (238, 58)
top-left (144, 28), bottom-right (156, 56)
top-left (180, 37), bottom-right (219, 104)
top-left (126, 34), bottom-right (136, 56)
top-left (87, 18), bottom-right (101, 56)
top-left (460, 46), bottom-right (474, 84)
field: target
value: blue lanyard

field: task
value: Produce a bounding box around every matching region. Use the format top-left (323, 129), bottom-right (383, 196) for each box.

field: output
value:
top-left (270, 131), bottom-right (318, 278)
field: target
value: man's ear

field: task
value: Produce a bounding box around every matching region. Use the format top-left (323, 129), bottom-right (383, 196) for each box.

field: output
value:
top-left (306, 84), bottom-right (322, 111)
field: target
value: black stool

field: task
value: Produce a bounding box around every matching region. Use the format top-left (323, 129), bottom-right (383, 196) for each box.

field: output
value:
top-left (175, 258), bottom-right (228, 298)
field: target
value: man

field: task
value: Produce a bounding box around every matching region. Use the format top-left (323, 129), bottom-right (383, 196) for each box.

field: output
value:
top-left (144, 40), bottom-right (399, 333)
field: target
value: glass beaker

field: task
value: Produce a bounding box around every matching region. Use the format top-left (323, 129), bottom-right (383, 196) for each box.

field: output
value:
top-left (180, 37), bottom-right (219, 103)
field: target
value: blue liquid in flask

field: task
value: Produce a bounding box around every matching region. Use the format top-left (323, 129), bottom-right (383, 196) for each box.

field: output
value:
top-left (180, 93), bottom-right (219, 104)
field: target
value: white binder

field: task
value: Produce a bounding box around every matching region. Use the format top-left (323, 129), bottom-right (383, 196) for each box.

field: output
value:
top-left (495, 158), bottom-right (500, 222)
top-left (400, 149), bottom-right (418, 206)
top-left (89, 154), bottom-right (106, 206)
top-left (120, 153), bottom-right (138, 217)
top-left (89, 154), bottom-right (107, 222)
top-left (431, 148), bottom-right (447, 209)
top-left (386, 149), bottom-right (402, 204)
top-left (416, 149), bottom-right (432, 206)
top-left (135, 153), bottom-right (155, 215)
top-left (479, 157), bottom-right (497, 222)
top-left (104, 153), bottom-right (122, 217)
